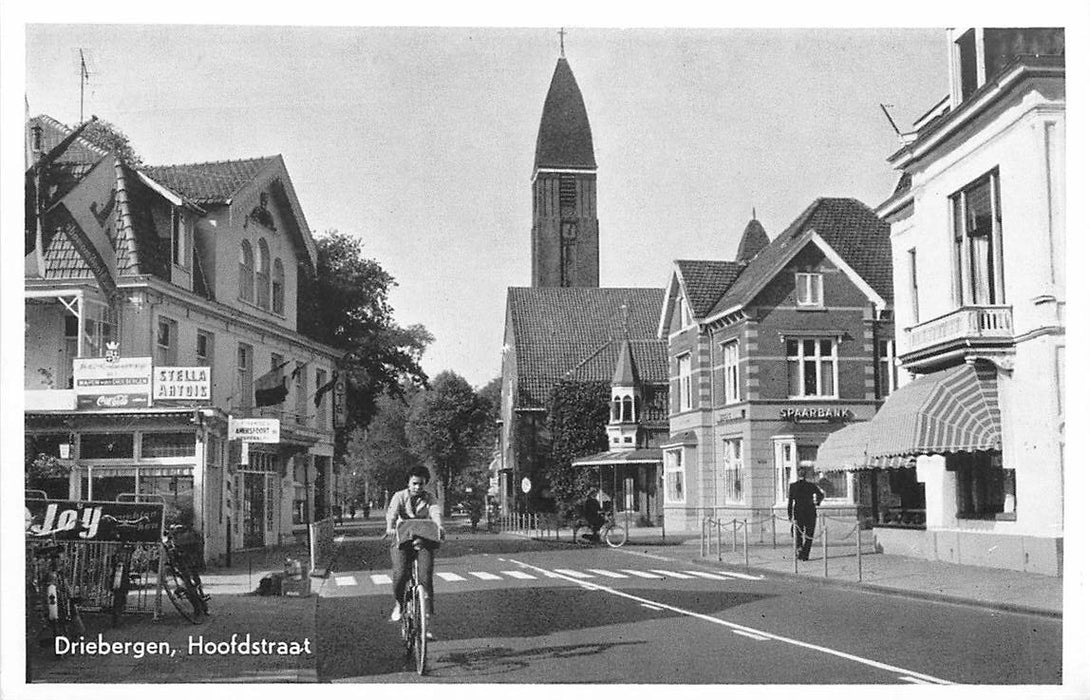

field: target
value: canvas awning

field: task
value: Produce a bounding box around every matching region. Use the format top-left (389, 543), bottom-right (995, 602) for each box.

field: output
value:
top-left (814, 421), bottom-right (916, 471)
top-left (571, 448), bottom-right (663, 467)
top-left (866, 362), bottom-right (1002, 458)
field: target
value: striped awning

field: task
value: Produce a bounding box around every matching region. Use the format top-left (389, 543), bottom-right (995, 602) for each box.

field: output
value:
top-left (814, 422), bottom-right (917, 471)
top-left (572, 448), bottom-right (663, 467)
top-left (866, 363), bottom-right (1002, 458)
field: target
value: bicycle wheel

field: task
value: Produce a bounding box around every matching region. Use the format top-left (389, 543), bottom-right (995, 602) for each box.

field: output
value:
top-left (163, 566), bottom-right (205, 623)
top-left (110, 551), bottom-right (132, 627)
top-left (401, 586), bottom-right (415, 657)
top-left (415, 584), bottom-right (428, 675)
top-left (603, 521), bottom-right (627, 548)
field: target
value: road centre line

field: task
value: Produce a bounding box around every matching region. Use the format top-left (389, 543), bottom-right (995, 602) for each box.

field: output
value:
top-left (733, 630), bottom-right (771, 641)
top-left (640, 603), bottom-right (664, 611)
top-left (506, 558), bottom-right (955, 686)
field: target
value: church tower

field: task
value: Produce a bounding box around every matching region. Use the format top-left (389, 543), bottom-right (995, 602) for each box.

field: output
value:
top-left (531, 52), bottom-right (599, 287)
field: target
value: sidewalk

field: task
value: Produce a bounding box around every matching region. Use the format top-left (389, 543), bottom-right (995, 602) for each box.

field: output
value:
top-left (515, 524), bottom-right (1063, 618)
top-left (26, 538), bottom-right (323, 684)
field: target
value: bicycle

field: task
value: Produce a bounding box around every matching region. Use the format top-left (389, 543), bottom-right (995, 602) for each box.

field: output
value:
top-left (160, 525), bottom-right (209, 624)
top-left (392, 520), bottom-right (441, 675)
top-left (26, 539), bottom-right (86, 647)
top-left (108, 543), bottom-right (137, 627)
top-left (577, 509), bottom-right (628, 548)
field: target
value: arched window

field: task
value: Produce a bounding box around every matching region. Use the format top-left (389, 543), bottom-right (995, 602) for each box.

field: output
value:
top-left (622, 396), bottom-right (634, 422)
top-left (272, 259), bottom-right (285, 315)
top-left (238, 240), bottom-right (254, 303)
top-left (256, 239), bottom-right (270, 309)
top-left (611, 395), bottom-right (621, 422)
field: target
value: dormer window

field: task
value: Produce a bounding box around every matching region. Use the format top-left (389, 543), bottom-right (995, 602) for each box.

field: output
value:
top-left (950, 27), bottom-right (1065, 107)
top-left (170, 208), bottom-right (190, 269)
top-left (796, 272), bottom-right (824, 308)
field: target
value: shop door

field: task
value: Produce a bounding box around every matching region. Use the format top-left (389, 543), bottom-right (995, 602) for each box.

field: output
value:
top-left (242, 471), bottom-right (266, 548)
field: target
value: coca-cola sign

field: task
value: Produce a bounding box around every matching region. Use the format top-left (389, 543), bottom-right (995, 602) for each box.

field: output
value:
top-left (73, 356), bottom-right (152, 410)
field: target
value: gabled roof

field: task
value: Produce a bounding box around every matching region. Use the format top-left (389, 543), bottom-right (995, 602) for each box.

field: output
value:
top-left (534, 58), bottom-right (596, 171)
top-left (506, 287), bottom-right (666, 409)
top-left (675, 260), bottom-right (744, 318)
top-left (706, 198), bottom-right (892, 319)
top-left (143, 156), bottom-right (279, 206)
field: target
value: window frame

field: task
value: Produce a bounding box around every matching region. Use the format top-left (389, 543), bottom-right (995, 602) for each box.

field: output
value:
top-left (877, 339), bottom-right (897, 399)
top-left (272, 259), bottom-right (285, 315)
top-left (950, 169), bottom-right (1004, 306)
top-left (677, 352), bottom-right (693, 411)
top-left (256, 239), bottom-right (271, 310)
top-left (955, 452), bottom-right (1016, 520)
top-left (155, 316), bottom-right (178, 366)
top-left (196, 330), bottom-right (214, 367)
top-left (723, 437), bottom-right (744, 503)
top-left (786, 337), bottom-right (839, 399)
top-left (722, 339), bottom-right (741, 404)
top-left (664, 449), bottom-right (685, 503)
top-left (795, 272), bottom-right (824, 308)
top-left (239, 240), bottom-right (255, 303)
top-left (170, 207), bottom-right (190, 269)
top-left (237, 343), bottom-right (254, 409)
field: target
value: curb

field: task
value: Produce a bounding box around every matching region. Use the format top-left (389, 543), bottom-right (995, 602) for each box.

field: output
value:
top-left (687, 556), bottom-right (1062, 619)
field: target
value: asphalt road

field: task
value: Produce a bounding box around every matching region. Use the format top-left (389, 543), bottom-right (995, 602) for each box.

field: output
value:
top-left (316, 520), bottom-right (1062, 685)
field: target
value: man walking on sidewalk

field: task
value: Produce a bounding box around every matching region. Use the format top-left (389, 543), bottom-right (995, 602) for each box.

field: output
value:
top-left (787, 467), bottom-right (824, 561)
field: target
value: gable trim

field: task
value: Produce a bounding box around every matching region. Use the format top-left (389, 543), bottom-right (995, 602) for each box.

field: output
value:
top-left (810, 232), bottom-right (886, 312)
top-left (656, 270), bottom-right (681, 339)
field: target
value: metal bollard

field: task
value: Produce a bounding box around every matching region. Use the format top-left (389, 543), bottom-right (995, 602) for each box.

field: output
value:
top-left (792, 522), bottom-right (799, 575)
top-left (742, 520), bottom-right (749, 568)
top-left (823, 525), bottom-right (829, 578)
top-left (732, 519), bottom-right (738, 552)
top-left (856, 524), bottom-right (863, 582)
top-left (716, 520), bottom-right (722, 561)
top-left (700, 519), bottom-right (706, 557)
top-left (771, 513), bottom-right (777, 550)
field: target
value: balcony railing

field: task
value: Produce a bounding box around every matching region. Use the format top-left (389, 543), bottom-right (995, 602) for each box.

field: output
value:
top-left (902, 305), bottom-right (1013, 358)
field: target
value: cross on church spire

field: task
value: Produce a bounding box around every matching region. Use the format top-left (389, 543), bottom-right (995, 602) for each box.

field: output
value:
top-left (558, 27), bottom-right (566, 57)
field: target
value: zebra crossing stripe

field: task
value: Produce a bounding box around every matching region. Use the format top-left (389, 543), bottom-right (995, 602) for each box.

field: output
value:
top-left (587, 569), bottom-right (628, 578)
top-left (437, 572), bottom-right (466, 582)
top-left (370, 574), bottom-right (392, 585)
top-left (620, 569), bottom-right (661, 579)
top-left (502, 570), bottom-right (536, 580)
top-left (543, 571), bottom-right (564, 578)
top-left (553, 569), bottom-right (593, 579)
top-left (683, 570), bottom-right (729, 581)
top-left (649, 569), bottom-right (696, 579)
top-left (469, 571), bottom-right (502, 580)
top-left (334, 576), bottom-right (357, 586)
top-left (720, 571), bottom-right (764, 581)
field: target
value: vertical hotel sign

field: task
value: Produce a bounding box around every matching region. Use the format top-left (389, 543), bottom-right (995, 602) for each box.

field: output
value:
top-left (73, 356), bottom-right (152, 409)
top-left (333, 373), bottom-right (347, 428)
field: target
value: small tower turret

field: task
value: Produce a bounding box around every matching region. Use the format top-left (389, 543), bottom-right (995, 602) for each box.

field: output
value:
top-left (607, 339), bottom-right (641, 450)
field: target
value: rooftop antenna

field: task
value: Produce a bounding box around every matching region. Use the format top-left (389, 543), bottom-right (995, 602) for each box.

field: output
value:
top-left (79, 49), bottom-right (90, 123)
top-left (558, 27), bottom-right (566, 58)
top-left (879, 103), bottom-right (903, 137)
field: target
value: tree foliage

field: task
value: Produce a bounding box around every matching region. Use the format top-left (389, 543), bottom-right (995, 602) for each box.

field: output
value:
top-left (298, 231), bottom-right (432, 441)
top-left (543, 380), bottom-right (611, 523)
top-left (82, 118), bottom-right (143, 167)
top-left (341, 383), bottom-right (424, 508)
top-left (406, 371), bottom-right (492, 515)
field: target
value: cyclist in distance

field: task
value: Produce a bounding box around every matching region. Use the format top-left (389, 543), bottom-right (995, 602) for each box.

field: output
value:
top-left (386, 466), bottom-right (444, 623)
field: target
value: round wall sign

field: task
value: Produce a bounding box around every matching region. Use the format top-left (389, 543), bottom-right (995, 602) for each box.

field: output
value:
top-left (521, 477), bottom-right (532, 494)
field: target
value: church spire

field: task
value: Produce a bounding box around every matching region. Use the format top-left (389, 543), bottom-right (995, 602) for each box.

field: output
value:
top-left (533, 54), bottom-right (596, 172)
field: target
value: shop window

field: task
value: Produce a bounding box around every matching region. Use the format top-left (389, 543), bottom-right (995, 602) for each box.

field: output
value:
top-left (786, 338), bottom-right (838, 398)
top-left (795, 272), bottom-right (824, 308)
top-left (81, 433), bottom-right (134, 460)
top-left (139, 474), bottom-right (195, 525)
top-left (664, 449), bottom-right (685, 503)
top-left (955, 452), bottom-right (1015, 519)
top-left (723, 438), bottom-right (744, 502)
top-left (774, 440), bottom-right (795, 503)
top-left (141, 432), bottom-right (196, 459)
top-left (816, 470), bottom-right (847, 501)
top-left (88, 474), bottom-right (135, 501)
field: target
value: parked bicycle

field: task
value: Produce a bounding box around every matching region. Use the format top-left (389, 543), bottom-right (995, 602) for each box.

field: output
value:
top-left (160, 524), bottom-right (209, 623)
top-left (394, 520), bottom-right (441, 675)
top-left (26, 538), bottom-right (85, 648)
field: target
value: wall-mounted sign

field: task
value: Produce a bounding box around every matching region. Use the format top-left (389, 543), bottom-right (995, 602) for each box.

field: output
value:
top-left (780, 407), bottom-right (853, 423)
top-left (521, 477), bottom-right (532, 494)
top-left (73, 356), bottom-right (152, 409)
top-left (154, 366), bottom-right (211, 402)
top-left (228, 417), bottom-right (280, 443)
top-left (25, 498), bottom-right (165, 543)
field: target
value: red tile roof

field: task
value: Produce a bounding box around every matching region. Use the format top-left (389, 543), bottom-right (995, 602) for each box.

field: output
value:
top-left (675, 260), bottom-right (744, 318)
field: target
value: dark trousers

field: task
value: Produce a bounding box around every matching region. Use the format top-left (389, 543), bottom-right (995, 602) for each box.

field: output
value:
top-left (793, 513), bottom-right (816, 560)
top-left (391, 541), bottom-right (436, 613)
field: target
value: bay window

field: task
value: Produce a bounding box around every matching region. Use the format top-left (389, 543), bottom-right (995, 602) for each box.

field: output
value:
top-left (951, 170), bottom-right (1004, 306)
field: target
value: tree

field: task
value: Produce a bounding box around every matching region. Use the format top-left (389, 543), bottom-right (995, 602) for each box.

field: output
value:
top-left (298, 231), bottom-right (433, 444)
top-left (406, 371), bottom-right (492, 515)
top-left (543, 380), bottom-right (611, 524)
top-left (341, 382), bottom-right (424, 508)
top-left (82, 118), bottom-right (143, 167)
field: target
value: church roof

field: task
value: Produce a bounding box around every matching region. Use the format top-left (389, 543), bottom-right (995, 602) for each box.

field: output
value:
top-left (736, 217), bottom-right (770, 263)
top-left (534, 58), bottom-right (596, 171)
top-left (506, 287), bottom-right (666, 409)
top-left (707, 197), bottom-right (892, 318)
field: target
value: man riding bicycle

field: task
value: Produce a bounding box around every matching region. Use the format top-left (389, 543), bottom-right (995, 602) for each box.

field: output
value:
top-left (385, 466), bottom-right (444, 625)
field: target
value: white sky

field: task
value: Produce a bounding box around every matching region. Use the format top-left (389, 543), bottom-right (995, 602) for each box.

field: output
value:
top-left (20, 24), bottom-right (952, 388)
top-left (4, 4), bottom-right (1090, 698)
